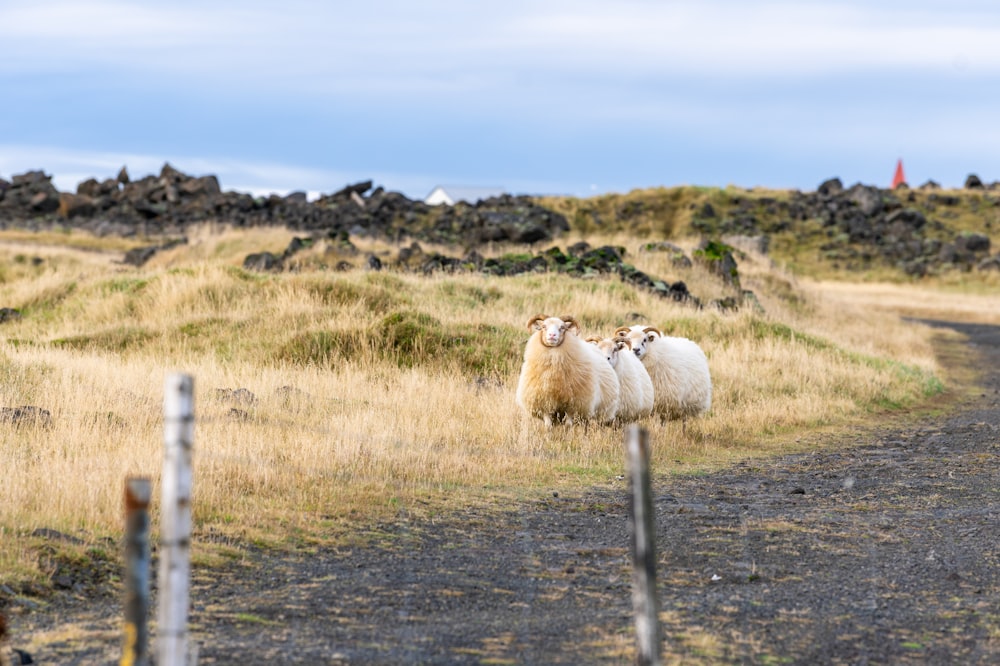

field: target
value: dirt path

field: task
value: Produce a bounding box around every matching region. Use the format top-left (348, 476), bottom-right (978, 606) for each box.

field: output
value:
top-left (5, 320), bottom-right (999, 665)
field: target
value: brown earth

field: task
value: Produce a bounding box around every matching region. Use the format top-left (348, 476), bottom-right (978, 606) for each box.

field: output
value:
top-left (3, 319), bottom-right (999, 665)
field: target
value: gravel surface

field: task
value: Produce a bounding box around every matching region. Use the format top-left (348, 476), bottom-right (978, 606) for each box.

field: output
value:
top-left (4, 320), bottom-right (998, 665)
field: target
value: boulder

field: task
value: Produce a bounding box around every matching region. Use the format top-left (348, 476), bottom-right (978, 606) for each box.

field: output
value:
top-left (76, 178), bottom-right (102, 197)
top-left (845, 184), bottom-right (883, 216)
top-left (977, 255), bottom-right (1000, 271)
top-left (11, 170), bottom-right (50, 188)
top-left (244, 252), bottom-right (283, 272)
top-left (30, 190), bottom-right (60, 213)
top-left (818, 177), bottom-right (844, 197)
top-left (58, 193), bottom-right (97, 218)
top-left (0, 406), bottom-right (52, 428)
top-left (883, 208), bottom-right (927, 230)
top-left (694, 240), bottom-right (740, 288)
top-left (179, 175), bottom-right (221, 197)
top-left (956, 232), bottom-right (990, 254)
top-left (159, 162), bottom-right (187, 183)
top-left (331, 180), bottom-right (373, 199)
top-left (123, 246), bottom-right (159, 267)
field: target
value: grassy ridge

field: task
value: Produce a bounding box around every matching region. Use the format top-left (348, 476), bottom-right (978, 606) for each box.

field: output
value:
top-left (540, 184), bottom-right (1000, 281)
top-left (0, 223), bottom-right (982, 587)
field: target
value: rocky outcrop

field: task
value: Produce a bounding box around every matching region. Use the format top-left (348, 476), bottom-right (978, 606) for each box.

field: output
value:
top-left (3, 164), bottom-right (999, 277)
top-left (248, 235), bottom-right (754, 311)
top-left (690, 177), bottom-right (999, 276)
top-left (0, 164), bottom-right (569, 249)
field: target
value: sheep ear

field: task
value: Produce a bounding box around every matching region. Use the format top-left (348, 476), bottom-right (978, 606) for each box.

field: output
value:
top-left (527, 314), bottom-right (548, 331)
top-left (561, 316), bottom-right (580, 333)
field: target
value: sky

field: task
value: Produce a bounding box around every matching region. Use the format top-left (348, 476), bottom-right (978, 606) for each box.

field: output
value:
top-left (2, 0), bottom-right (1000, 201)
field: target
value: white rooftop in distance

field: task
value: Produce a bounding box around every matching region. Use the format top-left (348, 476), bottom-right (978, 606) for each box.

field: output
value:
top-left (424, 185), bottom-right (507, 206)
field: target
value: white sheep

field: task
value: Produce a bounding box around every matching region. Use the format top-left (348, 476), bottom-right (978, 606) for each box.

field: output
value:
top-left (516, 314), bottom-right (620, 426)
top-left (614, 324), bottom-right (712, 428)
top-left (587, 336), bottom-right (655, 423)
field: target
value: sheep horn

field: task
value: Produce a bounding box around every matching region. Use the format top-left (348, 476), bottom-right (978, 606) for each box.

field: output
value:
top-left (642, 326), bottom-right (662, 336)
top-left (584, 335), bottom-right (602, 344)
top-left (526, 314), bottom-right (548, 331)
top-left (560, 316), bottom-right (580, 333)
top-left (613, 326), bottom-right (632, 338)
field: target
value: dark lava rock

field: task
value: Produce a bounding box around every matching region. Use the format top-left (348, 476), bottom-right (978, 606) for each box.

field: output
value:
top-left (965, 173), bottom-right (984, 189)
top-left (818, 177), bottom-right (844, 197)
top-left (0, 406), bottom-right (52, 428)
top-left (244, 252), bottom-right (283, 272)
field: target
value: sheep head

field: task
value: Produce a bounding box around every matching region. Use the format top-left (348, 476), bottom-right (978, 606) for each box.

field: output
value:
top-left (530, 315), bottom-right (578, 348)
top-left (628, 326), bottom-right (661, 359)
top-left (593, 337), bottom-right (619, 368)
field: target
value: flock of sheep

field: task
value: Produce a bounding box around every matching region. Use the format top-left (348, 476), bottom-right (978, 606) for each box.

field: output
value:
top-left (514, 314), bottom-right (712, 429)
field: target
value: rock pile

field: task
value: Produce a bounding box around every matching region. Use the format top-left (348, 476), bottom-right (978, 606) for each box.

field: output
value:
top-left (692, 177), bottom-right (998, 276)
top-left (0, 164), bottom-right (569, 248)
top-left (249, 235), bottom-right (749, 311)
top-left (3, 164), bottom-right (999, 277)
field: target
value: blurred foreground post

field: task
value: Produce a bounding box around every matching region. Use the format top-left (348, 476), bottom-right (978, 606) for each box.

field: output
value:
top-left (158, 373), bottom-right (194, 665)
top-left (122, 476), bottom-right (152, 666)
top-left (626, 425), bottom-right (661, 666)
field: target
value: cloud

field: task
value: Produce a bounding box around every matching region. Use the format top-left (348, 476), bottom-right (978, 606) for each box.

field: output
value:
top-left (4, 1), bottom-right (1000, 89)
top-left (0, 144), bottom-right (347, 193)
top-left (2, 2), bottom-right (1000, 195)
top-left (506, 1), bottom-right (1000, 77)
top-left (0, 144), bottom-right (566, 199)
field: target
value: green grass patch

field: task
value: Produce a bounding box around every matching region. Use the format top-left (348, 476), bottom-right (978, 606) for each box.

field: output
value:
top-left (50, 326), bottom-right (159, 353)
top-left (97, 277), bottom-right (150, 295)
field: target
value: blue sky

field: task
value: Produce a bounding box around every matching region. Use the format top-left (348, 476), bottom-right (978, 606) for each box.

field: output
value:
top-left (2, 1), bottom-right (999, 200)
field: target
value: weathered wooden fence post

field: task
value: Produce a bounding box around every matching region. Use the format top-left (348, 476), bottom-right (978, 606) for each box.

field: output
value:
top-left (626, 424), bottom-right (661, 666)
top-left (122, 477), bottom-right (152, 666)
top-left (158, 373), bottom-right (194, 666)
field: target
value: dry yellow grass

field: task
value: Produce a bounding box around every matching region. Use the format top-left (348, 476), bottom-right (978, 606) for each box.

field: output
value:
top-left (809, 279), bottom-right (1000, 325)
top-left (0, 225), bottom-right (992, 585)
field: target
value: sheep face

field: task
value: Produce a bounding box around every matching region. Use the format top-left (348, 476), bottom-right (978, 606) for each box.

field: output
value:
top-left (629, 327), bottom-right (661, 360)
top-left (614, 339), bottom-right (632, 366)
top-left (527, 314), bottom-right (579, 348)
top-left (593, 338), bottom-right (619, 368)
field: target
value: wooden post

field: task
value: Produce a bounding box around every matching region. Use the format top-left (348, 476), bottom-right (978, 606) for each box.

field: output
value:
top-left (158, 373), bottom-right (194, 666)
top-left (626, 425), bottom-right (661, 666)
top-left (122, 477), bottom-right (152, 666)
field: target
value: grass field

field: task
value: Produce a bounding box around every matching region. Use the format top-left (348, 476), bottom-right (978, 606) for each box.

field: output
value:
top-left (0, 222), bottom-right (996, 587)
